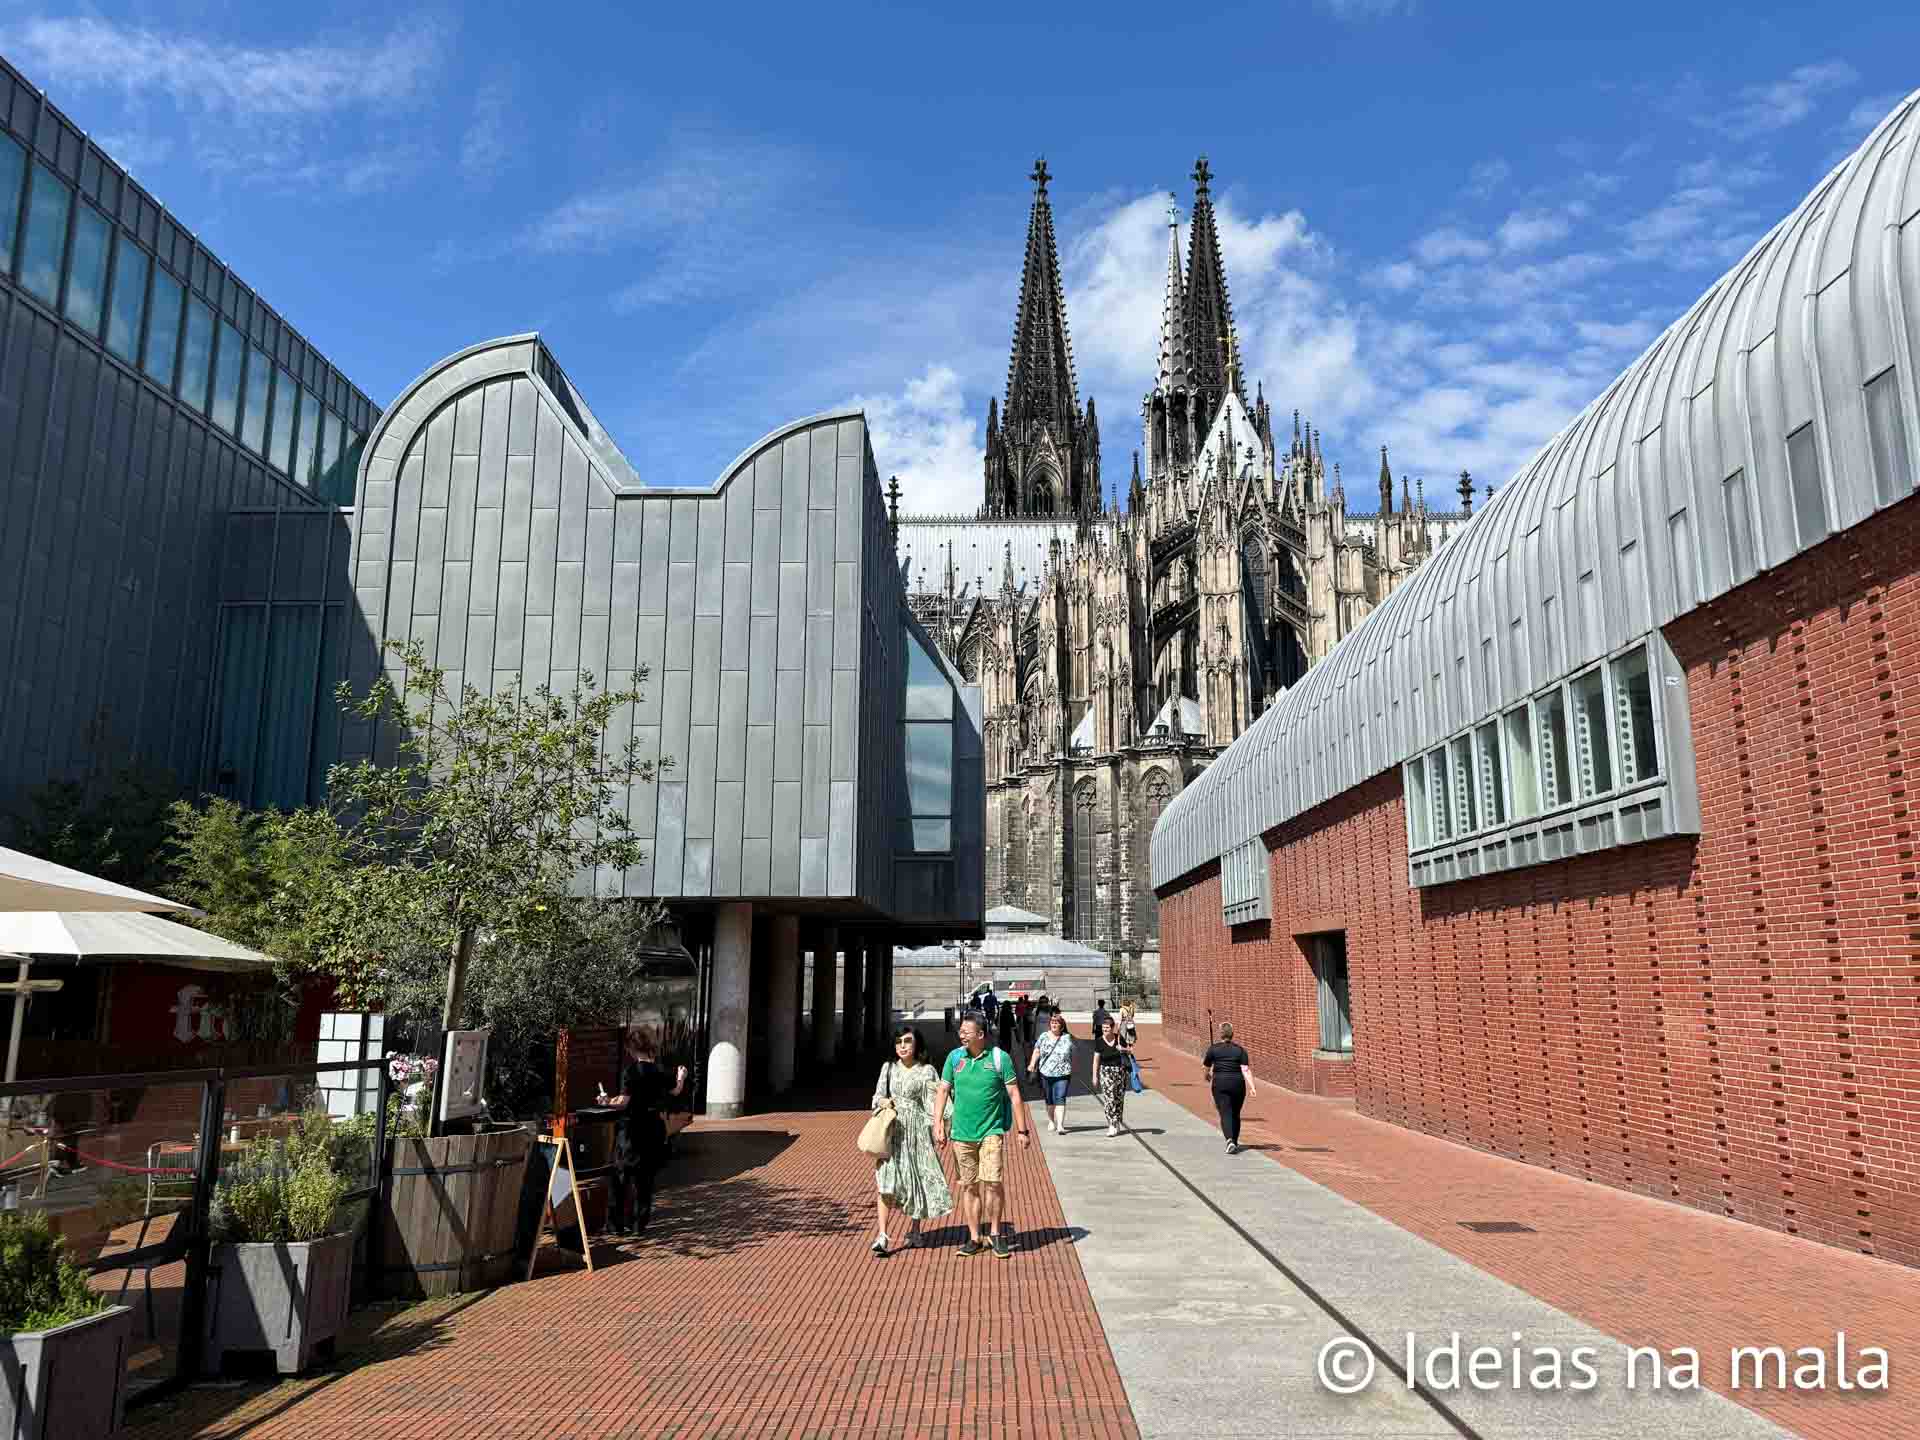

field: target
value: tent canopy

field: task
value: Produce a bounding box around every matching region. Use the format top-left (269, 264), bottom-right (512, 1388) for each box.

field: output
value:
top-left (0, 847), bottom-right (193, 915)
top-left (0, 911), bottom-right (273, 973)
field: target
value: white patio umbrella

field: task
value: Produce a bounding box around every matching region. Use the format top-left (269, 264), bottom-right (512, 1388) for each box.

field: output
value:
top-left (0, 849), bottom-right (203, 1082)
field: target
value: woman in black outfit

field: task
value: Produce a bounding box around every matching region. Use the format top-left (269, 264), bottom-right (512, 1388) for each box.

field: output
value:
top-left (1201, 1022), bottom-right (1258, 1154)
top-left (602, 1028), bottom-right (688, 1233)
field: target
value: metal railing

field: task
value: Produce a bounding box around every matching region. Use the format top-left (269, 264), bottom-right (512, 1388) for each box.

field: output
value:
top-left (0, 1056), bottom-right (391, 1407)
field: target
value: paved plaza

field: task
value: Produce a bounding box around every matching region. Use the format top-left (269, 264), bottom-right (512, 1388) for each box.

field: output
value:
top-left (124, 1029), bottom-right (1914, 1440)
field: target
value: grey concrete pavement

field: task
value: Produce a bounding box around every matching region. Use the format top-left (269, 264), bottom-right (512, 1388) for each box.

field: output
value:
top-left (1033, 1086), bottom-right (1794, 1440)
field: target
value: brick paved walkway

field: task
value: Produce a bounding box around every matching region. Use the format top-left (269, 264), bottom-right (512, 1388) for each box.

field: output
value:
top-left (1136, 1026), bottom-right (1916, 1440)
top-left (127, 1080), bottom-right (1137, 1440)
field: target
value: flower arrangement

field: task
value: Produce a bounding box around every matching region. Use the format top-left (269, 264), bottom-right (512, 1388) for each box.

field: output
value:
top-left (387, 1053), bottom-right (439, 1139)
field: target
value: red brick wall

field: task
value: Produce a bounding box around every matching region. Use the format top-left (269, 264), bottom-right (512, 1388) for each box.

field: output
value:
top-left (1159, 492), bottom-right (1920, 1268)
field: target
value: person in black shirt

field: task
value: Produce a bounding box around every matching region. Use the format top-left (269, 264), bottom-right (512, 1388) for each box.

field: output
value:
top-left (601, 1028), bottom-right (687, 1234)
top-left (1092, 1017), bottom-right (1131, 1137)
top-left (1201, 1022), bottom-right (1258, 1154)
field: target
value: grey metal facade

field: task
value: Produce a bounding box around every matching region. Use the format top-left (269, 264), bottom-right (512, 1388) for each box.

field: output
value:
top-left (0, 55), bottom-right (377, 816)
top-left (338, 334), bottom-right (982, 932)
top-left (1153, 86), bottom-right (1920, 896)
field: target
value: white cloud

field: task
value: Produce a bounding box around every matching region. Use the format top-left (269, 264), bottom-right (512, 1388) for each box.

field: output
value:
top-left (851, 364), bottom-right (984, 516)
top-left (1415, 227), bottom-right (1491, 264)
top-left (1465, 158), bottom-right (1510, 198)
top-left (1372, 260), bottom-right (1420, 291)
top-left (1842, 91), bottom-right (1910, 140)
top-left (0, 15), bottom-right (444, 117)
top-left (461, 81), bottom-right (512, 183)
top-left (1497, 210), bottom-right (1571, 252)
top-left (93, 131), bottom-right (172, 178)
top-left (1708, 60), bottom-right (1857, 139)
top-left (1575, 316), bottom-right (1661, 351)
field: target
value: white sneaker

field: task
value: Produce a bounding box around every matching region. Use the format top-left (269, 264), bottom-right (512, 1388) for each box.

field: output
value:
top-left (872, 1233), bottom-right (888, 1256)
top-left (1107, 1125), bottom-right (1119, 1137)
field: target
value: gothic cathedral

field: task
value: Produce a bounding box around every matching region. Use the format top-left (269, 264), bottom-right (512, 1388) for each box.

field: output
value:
top-left (895, 159), bottom-right (1474, 981)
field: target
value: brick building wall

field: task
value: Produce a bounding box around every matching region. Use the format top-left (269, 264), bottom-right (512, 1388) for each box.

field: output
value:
top-left (1159, 493), bottom-right (1920, 1268)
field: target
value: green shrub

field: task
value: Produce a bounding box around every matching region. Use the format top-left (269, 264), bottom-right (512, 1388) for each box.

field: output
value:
top-left (0, 1212), bottom-right (107, 1333)
top-left (210, 1136), bottom-right (351, 1246)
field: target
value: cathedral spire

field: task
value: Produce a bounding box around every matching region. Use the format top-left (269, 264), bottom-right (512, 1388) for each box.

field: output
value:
top-left (986, 158), bottom-right (1095, 518)
top-left (1157, 196), bottom-right (1189, 395)
top-left (1128, 450), bottom-right (1144, 511)
top-left (1185, 155), bottom-right (1242, 425)
top-left (1379, 446), bottom-right (1394, 516)
top-left (1458, 469), bottom-right (1474, 516)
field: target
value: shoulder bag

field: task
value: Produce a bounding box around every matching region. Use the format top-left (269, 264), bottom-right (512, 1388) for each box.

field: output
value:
top-left (857, 1063), bottom-right (897, 1157)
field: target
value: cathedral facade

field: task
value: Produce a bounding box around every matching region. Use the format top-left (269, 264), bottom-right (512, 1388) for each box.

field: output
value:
top-left (895, 158), bottom-right (1470, 982)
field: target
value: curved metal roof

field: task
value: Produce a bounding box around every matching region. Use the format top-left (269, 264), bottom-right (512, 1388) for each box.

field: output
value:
top-left (1153, 89), bottom-right (1920, 891)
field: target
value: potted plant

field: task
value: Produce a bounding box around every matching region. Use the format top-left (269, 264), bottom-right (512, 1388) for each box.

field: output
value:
top-left (203, 1113), bottom-right (359, 1376)
top-left (0, 1210), bottom-right (131, 1439)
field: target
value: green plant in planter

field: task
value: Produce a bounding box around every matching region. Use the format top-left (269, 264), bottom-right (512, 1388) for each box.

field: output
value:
top-left (210, 1143), bottom-right (350, 1245)
top-left (0, 1211), bottom-right (107, 1333)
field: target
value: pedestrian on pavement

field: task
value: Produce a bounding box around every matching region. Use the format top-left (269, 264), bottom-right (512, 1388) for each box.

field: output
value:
top-left (1092, 1017), bottom-right (1130, 1137)
top-left (1201, 1022), bottom-right (1257, 1154)
top-left (1016, 994), bottom-right (1033, 1044)
top-left (1119, 999), bottom-right (1137, 1046)
top-left (997, 993), bottom-right (1016, 1056)
top-left (934, 1012), bottom-right (1032, 1258)
top-left (1027, 1011), bottom-right (1075, 1133)
top-left (869, 1025), bottom-right (952, 1256)
top-left (1092, 996), bottom-right (1112, 1041)
top-left (600, 1028), bottom-right (688, 1234)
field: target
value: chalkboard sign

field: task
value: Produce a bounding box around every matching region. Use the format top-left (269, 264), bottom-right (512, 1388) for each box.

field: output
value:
top-left (521, 1134), bottom-right (595, 1278)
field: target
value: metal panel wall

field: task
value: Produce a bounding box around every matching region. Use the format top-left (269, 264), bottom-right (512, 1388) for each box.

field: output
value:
top-left (347, 333), bottom-right (982, 925)
top-left (1153, 88), bottom-right (1920, 892)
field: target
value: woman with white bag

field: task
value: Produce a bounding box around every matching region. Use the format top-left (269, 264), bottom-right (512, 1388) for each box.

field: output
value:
top-left (862, 1025), bottom-right (952, 1256)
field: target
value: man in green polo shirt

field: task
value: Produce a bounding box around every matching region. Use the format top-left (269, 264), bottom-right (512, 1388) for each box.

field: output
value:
top-left (934, 1012), bottom-right (1032, 1258)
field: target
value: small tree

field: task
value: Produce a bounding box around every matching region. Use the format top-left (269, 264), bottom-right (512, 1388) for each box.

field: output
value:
top-left (328, 639), bottom-right (666, 1031)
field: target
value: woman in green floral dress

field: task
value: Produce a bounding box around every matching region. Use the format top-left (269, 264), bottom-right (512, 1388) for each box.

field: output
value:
top-left (870, 1026), bottom-right (953, 1255)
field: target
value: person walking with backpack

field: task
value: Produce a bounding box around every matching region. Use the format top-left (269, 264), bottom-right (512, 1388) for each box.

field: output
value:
top-left (1202, 1022), bottom-right (1258, 1154)
top-left (1026, 1011), bottom-right (1075, 1133)
top-left (868, 1025), bottom-right (951, 1256)
top-left (934, 1012), bottom-right (1032, 1258)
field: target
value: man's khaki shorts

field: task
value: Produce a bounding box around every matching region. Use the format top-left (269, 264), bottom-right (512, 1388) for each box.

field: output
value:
top-left (951, 1132), bottom-right (1005, 1186)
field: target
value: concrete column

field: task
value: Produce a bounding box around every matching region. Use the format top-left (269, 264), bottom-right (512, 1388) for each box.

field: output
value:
top-left (811, 924), bottom-right (839, 1064)
top-left (840, 936), bottom-right (866, 1066)
top-left (706, 902), bottom-right (752, 1120)
top-left (767, 914), bottom-right (800, 1094)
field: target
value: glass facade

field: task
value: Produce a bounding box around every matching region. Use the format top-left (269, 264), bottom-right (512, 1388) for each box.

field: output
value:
top-left (0, 135), bottom-right (22, 273)
top-left (144, 269), bottom-right (182, 387)
top-left (294, 385), bottom-right (319, 486)
top-left (903, 625), bottom-right (953, 852)
top-left (106, 240), bottom-right (147, 361)
top-left (63, 202), bottom-right (109, 335)
top-left (179, 296), bottom-right (213, 413)
top-left (270, 366), bottom-right (297, 473)
top-left (19, 160), bottom-right (70, 304)
top-left (241, 344), bottom-right (269, 453)
top-left (211, 319), bottom-right (243, 433)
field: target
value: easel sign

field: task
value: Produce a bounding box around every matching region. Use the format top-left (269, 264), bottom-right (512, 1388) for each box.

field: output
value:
top-left (526, 1133), bottom-right (595, 1278)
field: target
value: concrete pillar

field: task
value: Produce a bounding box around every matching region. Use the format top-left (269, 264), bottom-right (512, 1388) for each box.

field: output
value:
top-left (840, 936), bottom-right (865, 1066)
top-left (706, 902), bottom-right (752, 1120)
top-left (767, 914), bottom-right (800, 1094)
top-left (811, 924), bottom-right (839, 1064)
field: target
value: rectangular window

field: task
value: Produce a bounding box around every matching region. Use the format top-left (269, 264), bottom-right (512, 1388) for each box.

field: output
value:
top-left (1477, 720), bottom-right (1506, 825)
top-left (1427, 748), bottom-right (1452, 842)
top-left (1723, 468), bottom-right (1755, 581)
top-left (210, 319), bottom-right (244, 433)
top-left (1315, 935), bottom-right (1352, 1054)
top-left (1504, 706), bottom-right (1538, 818)
top-left (143, 268), bottom-right (182, 387)
top-left (19, 161), bottom-right (71, 304)
top-left (1406, 756), bottom-right (1431, 849)
top-left (105, 239), bottom-right (147, 361)
top-left (1537, 689), bottom-right (1572, 809)
top-left (178, 296), bottom-right (213, 411)
top-left (0, 135), bottom-right (25, 272)
top-left (340, 427), bottom-right (366, 495)
top-left (1450, 734), bottom-right (1478, 834)
top-left (316, 410), bottom-right (343, 501)
top-left (269, 366), bottom-right (297, 472)
top-left (1785, 422), bottom-right (1829, 547)
top-left (62, 202), bottom-right (109, 334)
top-left (1612, 646), bottom-right (1660, 784)
top-left (294, 386), bottom-right (320, 485)
top-left (240, 344), bottom-right (269, 453)
top-left (1571, 667), bottom-right (1614, 799)
top-left (903, 626), bottom-right (953, 853)
top-left (1864, 368), bottom-right (1912, 507)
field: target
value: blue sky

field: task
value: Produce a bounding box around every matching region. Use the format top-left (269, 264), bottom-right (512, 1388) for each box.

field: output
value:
top-left (9, 2), bottom-right (1919, 514)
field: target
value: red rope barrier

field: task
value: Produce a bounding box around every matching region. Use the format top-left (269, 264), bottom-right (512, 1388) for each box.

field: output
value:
top-left (47, 1143), bottom-right (191, 1177)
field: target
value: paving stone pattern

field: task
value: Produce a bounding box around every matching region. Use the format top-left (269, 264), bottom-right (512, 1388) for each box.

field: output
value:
top-left (127, 1085), bottom-right (1137, 1440)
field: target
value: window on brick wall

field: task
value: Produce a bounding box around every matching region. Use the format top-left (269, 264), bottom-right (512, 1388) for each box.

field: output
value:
top-left (1570, 667), bottom-right (1614, 800)
top-left (1477, 720), bottom-right (1506, 825)
top-left (1537, 688), bottom-right (1572, 809)
top-left (1406, 751), bottom-right (1431, 849)
top-left (1427, 748), bottom-right (1453, 842)
top-left (1450, 734), bottom-right (1478, 834)
top-left (1314, 934), bottom-right (1352, 1054)
top-left (1504, 705), bottom-right (1538, 818)
top-left (1612, 645), bottom-right (1660, 785)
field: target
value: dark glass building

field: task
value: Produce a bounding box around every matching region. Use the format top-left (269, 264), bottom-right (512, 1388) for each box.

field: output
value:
top-left (0, 55), bottom-right (378, 812)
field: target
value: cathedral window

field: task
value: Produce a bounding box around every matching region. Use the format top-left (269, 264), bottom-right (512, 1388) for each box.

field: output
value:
top-left (1071, 782), bottom-right (1098, 941)
top-left (904, 624), bottom-right (954, 852)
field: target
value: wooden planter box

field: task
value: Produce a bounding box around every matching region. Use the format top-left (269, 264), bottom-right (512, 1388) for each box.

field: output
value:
top-left (0, 1305), bottom-right (131, 1439)
top-left (379, 1128), bottom-right (533, 1299)
top-left (205, 1231), bottom-right (354, 1376)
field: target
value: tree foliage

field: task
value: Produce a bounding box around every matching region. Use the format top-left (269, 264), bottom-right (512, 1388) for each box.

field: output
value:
top-left (12, 768), bottom-right (176, 895)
